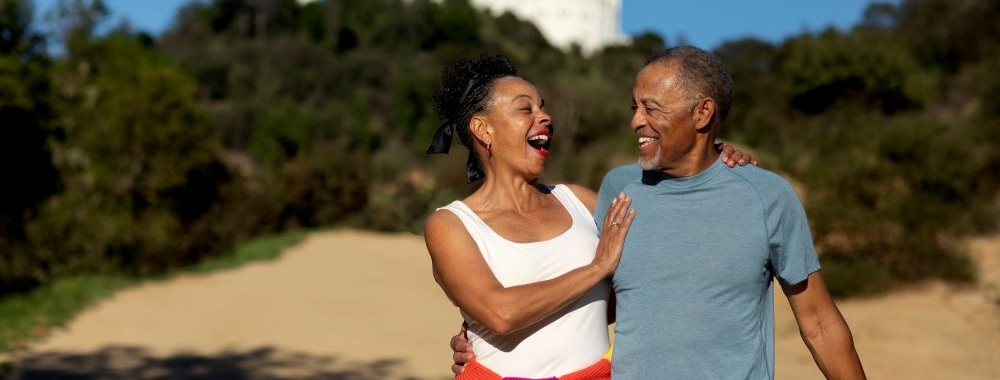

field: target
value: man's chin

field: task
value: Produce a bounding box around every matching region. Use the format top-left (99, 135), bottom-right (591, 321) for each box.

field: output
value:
top-left (639, 152), bottom-right (663, 170)
top-left (638, 158), bottom-right (660, 171)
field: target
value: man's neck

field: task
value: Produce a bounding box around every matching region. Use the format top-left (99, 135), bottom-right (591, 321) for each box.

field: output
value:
top-left (658, 140), bottom-right (720, 178)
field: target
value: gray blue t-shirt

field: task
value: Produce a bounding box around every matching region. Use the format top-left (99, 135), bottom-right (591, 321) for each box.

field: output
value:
top-left (594, 157), bottom-right (821, 380)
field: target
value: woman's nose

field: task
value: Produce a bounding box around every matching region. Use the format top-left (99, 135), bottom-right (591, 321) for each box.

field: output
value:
top-left (539, 110), bottom-right (552, 125)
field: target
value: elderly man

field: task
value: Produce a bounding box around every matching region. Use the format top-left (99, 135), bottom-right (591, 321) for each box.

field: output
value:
top-left (452, 46), bottom-right (866, 380)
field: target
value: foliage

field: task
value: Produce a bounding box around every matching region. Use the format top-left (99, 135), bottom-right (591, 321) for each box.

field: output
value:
top-left (0, 0), bottom-right (59, 294)
top-left (778, 28), bottom-right (931, 114)
top-left (780, 114), bottom-right (987, 295)
top-left (0, 0), bottom-right (997, 304)
top-left (29, 31), bottom-right (225, 278)
top-left (719, 0), bottom-right (1000, 294)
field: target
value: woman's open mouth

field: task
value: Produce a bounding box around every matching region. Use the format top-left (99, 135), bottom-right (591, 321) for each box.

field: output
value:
top-left (527, 132), bottom-right (551, 156)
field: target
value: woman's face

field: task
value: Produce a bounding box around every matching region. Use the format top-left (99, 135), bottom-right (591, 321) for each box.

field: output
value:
top-left (479, 76), bottom-right (553, 179)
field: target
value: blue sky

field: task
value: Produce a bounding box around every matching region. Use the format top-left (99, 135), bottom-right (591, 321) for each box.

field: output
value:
top-left (624, 0), bottom-right (898, 48)
top-left (33, 0), bottom-right (897, 50)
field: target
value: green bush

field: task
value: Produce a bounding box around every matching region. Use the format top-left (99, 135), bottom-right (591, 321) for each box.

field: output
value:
top-left (1, 0), bottom-right (997, 302)
top-left (768, 105), bottom-right (989, 295)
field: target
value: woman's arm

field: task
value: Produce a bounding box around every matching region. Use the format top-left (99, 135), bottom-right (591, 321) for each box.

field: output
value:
top-left (717, 141), bottom-right (758, 167)
top-left (425, 193), bottom-right (634, 335)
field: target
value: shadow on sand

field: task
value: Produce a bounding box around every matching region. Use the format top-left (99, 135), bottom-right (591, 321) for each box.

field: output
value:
top-left (8, 346), bottom-right (445, 380)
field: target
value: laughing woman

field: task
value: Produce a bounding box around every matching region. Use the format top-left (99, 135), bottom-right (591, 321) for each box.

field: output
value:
top-left (424, 53), bottom-right (632, 380)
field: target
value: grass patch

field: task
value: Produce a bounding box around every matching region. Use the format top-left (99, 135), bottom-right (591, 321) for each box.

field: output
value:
top-left (189, 230), bottom-right (309, 274)
top-left (0, 230), bottom-right (309, 354)
top-left (0, 275), bottom-right (135, 353)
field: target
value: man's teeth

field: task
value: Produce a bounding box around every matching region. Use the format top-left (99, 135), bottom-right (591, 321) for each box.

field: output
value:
top-left (638, 137), bottom-right (656, 144)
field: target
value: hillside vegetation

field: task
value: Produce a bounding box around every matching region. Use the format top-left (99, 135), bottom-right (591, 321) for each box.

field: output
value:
top-left (1, 0), bottom-right (997, 298)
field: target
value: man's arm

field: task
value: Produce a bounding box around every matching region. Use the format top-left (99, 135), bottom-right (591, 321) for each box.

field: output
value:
top-left (783, 271), bottom-right (867, 380)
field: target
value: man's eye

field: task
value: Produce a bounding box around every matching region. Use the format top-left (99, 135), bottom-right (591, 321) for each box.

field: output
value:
top-left (630, 105), bottom-right (638, 111)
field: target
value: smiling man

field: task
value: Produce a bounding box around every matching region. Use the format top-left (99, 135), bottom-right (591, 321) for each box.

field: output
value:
top-left (592, 45), bottom-right (866, 379)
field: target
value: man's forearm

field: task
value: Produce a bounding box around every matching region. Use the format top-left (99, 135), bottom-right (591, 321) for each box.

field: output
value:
top-left (801, 317), bottom-right (866, 380)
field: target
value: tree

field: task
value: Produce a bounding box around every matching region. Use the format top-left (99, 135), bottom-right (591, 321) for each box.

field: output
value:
top-left (778, 28), bottom-right (930, 114)
top-left (23, 1), bottom-right (227, 278)
top-left (0, 0), bottom-right (60, 293)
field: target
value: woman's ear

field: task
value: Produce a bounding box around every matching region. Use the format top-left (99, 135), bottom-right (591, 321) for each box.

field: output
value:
top-left (693, 98), bottom-right (717, 131)
top-left (470, 116), bottom-right (492, 146)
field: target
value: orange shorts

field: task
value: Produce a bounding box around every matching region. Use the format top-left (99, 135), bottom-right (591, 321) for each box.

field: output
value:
top-left (455, 356), bottom-right (611, 380)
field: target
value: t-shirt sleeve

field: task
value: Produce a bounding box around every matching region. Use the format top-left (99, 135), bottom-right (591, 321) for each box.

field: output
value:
top-left (765, 180), bottom-right (821, 286)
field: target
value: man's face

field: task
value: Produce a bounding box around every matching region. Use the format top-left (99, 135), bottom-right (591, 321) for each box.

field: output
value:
top-left (630, 63), bottom-right (699, 171)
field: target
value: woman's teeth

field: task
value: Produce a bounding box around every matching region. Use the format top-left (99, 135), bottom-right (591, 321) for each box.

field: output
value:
top-left (528, 134), bottom-right (550, 149)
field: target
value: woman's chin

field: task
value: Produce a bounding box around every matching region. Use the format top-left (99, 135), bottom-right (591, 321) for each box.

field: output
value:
top-left (526, 165), bottom-right (546, 180)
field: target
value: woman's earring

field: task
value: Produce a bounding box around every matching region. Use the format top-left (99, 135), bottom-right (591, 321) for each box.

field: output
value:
top-left (487, 142), bottom-right (492, 157)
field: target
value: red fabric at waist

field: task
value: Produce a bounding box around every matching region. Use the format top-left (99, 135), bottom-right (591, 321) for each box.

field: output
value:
top-left (456, 357), bottom-right (611, 380)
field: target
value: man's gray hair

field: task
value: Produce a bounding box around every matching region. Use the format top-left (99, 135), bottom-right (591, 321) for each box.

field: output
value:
top-left (644, 45), bottom-right (733, 125)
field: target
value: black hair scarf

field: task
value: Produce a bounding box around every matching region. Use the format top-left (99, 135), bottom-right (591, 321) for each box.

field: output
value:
top-left (426, 77), bottom-right (486, 183)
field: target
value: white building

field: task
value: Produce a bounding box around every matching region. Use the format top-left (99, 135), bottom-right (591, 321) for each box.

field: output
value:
top-left (469, 0), bottom-right (626, 54)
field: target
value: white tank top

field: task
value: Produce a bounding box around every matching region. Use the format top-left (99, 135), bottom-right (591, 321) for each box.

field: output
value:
top-left (439, 184), bottom-right (610, 377)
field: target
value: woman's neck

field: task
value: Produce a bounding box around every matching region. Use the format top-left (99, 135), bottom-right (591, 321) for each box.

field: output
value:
top-left (467, 171), bottom-right (547, 213)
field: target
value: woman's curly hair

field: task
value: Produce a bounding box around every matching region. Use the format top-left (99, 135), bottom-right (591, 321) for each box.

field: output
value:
top-left (432, 53), bottom-right (518, 153)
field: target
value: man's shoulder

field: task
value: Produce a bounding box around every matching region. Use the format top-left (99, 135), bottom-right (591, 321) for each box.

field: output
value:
top-left (602, 163), bottom-right (643, 185)
top-left (724, 165), bottom-right (800, 202)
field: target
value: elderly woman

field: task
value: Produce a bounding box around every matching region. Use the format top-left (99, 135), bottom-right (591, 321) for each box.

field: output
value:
top-left (424, 54), bottom-right (750, 380)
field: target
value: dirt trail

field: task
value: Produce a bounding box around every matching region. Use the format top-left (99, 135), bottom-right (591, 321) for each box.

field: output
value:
top-left (8, 230), bottom-right (1000, 379)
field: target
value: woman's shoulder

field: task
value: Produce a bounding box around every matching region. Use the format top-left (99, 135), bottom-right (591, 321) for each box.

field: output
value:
top-left (560, 183), bottom-right (597, 213)
top-left (425, 206), bottom-right (465, 237)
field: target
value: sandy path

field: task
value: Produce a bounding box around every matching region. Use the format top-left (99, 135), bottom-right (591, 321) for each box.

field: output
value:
top-left (774, 234), bottom-right (1000, 379)
top-left (8, 230), bottom-right (1000, 379)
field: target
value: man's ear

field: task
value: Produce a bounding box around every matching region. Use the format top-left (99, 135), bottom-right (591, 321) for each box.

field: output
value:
top-left (693, 98), bottom-right (717, 131)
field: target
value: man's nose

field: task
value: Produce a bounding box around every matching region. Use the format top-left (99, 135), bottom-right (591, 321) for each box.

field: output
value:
top-left (630, 110), bottom-right (645, 131)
